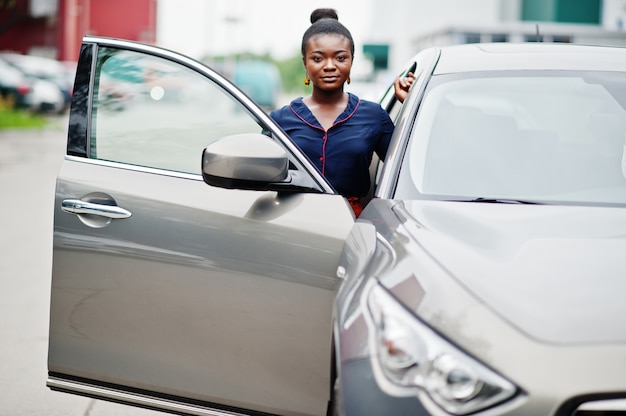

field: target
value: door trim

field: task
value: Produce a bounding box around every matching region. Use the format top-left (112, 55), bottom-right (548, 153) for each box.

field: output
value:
top-left (47, 373), bottom-right (263, 416)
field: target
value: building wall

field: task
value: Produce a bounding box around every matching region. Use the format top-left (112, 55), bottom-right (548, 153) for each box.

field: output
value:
top-left (366, 0), bottom-right (515, 71)
top-left (366, 0), bottom-right (625, 71)
top-left (0, 0), bottom-right (57, 57)
top-left (603, 0), bottom-right (626, 30)
top-left (0, 0), bottom-right (156, 61)
top-left (88, 0), bottom-right (156, 42)
top-left (521, 0), bottom-right (601, 23)
top-left (58, 0), bottom-right (90, 61)
top-left (59, 0), bottom-right (156, 61)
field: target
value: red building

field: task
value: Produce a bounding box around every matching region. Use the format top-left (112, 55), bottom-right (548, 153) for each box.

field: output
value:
top-left (0, 0), bottom-right (156, 62)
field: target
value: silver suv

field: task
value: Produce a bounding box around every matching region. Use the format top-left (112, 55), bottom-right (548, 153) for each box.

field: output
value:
top-left (48, 38), bottom-right (626, 416)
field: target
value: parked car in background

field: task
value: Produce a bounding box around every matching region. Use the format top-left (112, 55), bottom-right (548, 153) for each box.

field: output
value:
top-left (61, 60), bottom-right (77, 95)
top-left (233, 60), bottom-right (282, 110)
top-left (29, 76), bottom-right (65, 113)
top-left (0, 56), bottom-right (31, 109)
top-left (0, 55), bottom-right (64, 113)
top-left (0, 52), bottom-right (72, 111)
top-left (47, 37), bottom-right (626, 416)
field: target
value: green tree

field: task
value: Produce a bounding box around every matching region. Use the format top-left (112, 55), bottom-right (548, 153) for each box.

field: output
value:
top-left (275, 53), bottom-right (307, 95)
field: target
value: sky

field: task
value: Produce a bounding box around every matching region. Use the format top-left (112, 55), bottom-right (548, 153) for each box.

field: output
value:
top-left (156, 0), bottom-right (374, 60)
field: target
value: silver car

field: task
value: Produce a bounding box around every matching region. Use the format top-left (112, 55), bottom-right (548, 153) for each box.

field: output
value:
top-left (48, 37), bottom-right (626, 416)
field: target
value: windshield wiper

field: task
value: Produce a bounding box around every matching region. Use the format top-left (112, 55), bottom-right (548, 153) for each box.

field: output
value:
top-left (464, 197), bottom-right (542, 205)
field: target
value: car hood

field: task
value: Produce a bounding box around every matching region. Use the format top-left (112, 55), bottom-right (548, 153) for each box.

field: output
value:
top-left (385, 200), bottom-right (626, 345)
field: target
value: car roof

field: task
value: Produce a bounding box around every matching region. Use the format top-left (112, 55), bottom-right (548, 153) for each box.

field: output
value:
top-left (432, 42), bottom-right (626, 74)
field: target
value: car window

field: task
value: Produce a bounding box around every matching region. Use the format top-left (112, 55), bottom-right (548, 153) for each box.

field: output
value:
top-left (380, 49), bottom-right (438, 123)
top-left (397, 71), bottom-right (626, 205)
top-left (380, 63), bottom-right (417, 122)
top-left (90, 47), bottom-right (264, 174)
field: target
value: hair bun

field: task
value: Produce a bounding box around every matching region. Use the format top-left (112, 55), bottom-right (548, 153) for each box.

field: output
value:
top-left (310, 8), bottom-right (338, 24)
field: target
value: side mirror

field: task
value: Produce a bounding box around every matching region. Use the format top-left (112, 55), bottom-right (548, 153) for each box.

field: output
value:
top-left (202, 133), bottom-right (289, 191)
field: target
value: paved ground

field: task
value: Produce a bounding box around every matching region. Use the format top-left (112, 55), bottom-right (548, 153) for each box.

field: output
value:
top-left (0, 114), bottom-right (164, 415)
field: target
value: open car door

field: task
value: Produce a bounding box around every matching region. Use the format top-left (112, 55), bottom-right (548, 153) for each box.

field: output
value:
top-left (47, 37), bottom-right (354, 416)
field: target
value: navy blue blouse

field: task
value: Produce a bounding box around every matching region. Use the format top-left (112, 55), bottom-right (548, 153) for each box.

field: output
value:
top-left (270, 93), bottom-right (394, 198)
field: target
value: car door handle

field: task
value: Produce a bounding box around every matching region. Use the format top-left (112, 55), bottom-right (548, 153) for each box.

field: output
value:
top-left (61, 199), bottom-right (132, 219)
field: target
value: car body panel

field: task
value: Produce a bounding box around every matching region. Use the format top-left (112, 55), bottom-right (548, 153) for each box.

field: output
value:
top-left (48, 37), bottom-right (354, 416)
top-left (335, 199), bottom-right (626, 415)
top-left (394, 201), bottom-right (626, 345)
top-left (432, 42), bottom-right (626, 74)
top-left (50, 161), bottom-right (348, 414)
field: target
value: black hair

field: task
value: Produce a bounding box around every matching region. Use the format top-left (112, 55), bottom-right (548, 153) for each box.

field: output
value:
top-left (301, 8), bottom-right (355, 57)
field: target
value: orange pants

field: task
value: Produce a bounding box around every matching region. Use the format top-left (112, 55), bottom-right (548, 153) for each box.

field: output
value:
top-left (347, 197), bottom-right (363, 217)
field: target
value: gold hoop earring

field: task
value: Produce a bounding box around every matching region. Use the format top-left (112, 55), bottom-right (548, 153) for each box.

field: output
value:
top-left (304, 76), bottom-right (310, 86)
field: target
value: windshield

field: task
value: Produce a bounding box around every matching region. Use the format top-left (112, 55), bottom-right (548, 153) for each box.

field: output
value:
top-left (395, 71), bottom-right (626, 205)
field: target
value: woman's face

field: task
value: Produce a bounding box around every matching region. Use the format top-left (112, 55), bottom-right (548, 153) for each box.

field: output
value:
top-left (304, 33), bottom-right (353, 91)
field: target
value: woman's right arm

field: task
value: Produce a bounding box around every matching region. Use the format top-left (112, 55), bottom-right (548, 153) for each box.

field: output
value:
top-left (393, 72), bottom-right (415, 103)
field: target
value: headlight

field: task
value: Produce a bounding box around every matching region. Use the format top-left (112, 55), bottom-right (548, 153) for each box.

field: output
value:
top-left (364, 283), bottom-right (518, 415)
